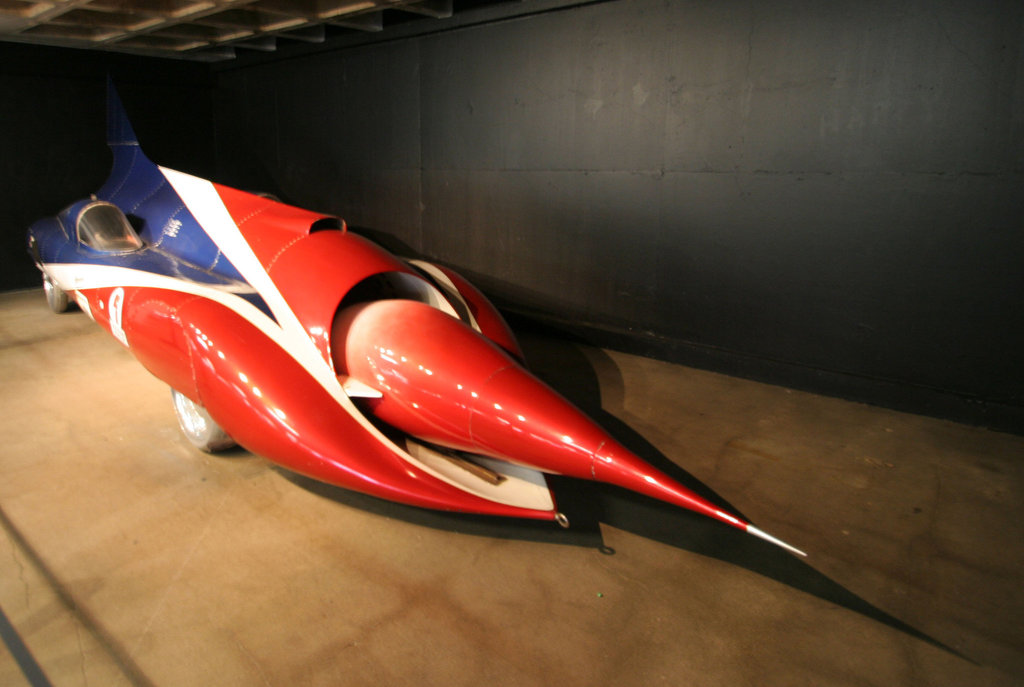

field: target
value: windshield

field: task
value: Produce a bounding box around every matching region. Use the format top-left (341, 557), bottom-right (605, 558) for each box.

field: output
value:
top-left (77, 202), bottom-right (143, 252)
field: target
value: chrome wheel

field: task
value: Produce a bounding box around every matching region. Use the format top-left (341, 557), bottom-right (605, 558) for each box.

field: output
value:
top-left (171, 389), bottom-right (235, 452)
top-left (43, 273), bottom-right (69, 313)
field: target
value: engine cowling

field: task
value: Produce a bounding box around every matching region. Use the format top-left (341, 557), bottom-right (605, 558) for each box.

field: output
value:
top-left (332, 298), bottom-right (739, 526)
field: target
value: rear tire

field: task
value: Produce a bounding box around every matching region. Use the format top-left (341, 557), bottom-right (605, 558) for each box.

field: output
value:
top-left (170, 389), bottom-right (236, 452)
top-left (43, 273), bottom-right (69, 313)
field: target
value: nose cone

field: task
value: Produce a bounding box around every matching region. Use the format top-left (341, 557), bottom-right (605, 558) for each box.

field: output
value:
top-left (333, 299), bottom-right (807, 556)
top-left (472, 365), bottom-right (753, 529)
top-left (333, 299), bottom-right (511, 453)
top-left (333, 298), bottom-right (737, 518)
top-left (334, 299), bottom-right (615, 476)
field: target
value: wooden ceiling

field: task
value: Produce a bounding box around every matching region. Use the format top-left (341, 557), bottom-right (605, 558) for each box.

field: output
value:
top-left (0, 0), bottom-right (457, 60)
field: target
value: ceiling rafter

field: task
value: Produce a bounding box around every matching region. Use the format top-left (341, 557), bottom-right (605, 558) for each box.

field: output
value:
top-left (0, 0), bottom-right (453, 59)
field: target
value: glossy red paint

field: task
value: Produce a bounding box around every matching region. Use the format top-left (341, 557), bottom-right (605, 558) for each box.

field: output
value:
top-left (269, 230), bottom-right (416, 369)
top-left (424, 263), bottom-right (524, 361)
top-left (61, 198), bottom-right (769, 537)
top-left (28, 82), bottom-right (808, 555)
top-left (334, 298), bottom-right (750, 532)
top-left (137, 288), bottom-right (560, 521)
top-left (213, 183), bottom-right (329, 268)
top-left (122, 288), bottom-right (201, 400)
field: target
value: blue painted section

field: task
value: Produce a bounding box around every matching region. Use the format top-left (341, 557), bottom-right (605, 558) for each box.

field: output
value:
top-left (97, 86), bottom-right (247, 282)
top-left (30, 203), bottom-right (262, 298)
top-left (95, 143), bottom-right (250, 283)
top-left (105, 77), bottom-right (139, 147)
top-left (27, 80), bottom-right (276, 321)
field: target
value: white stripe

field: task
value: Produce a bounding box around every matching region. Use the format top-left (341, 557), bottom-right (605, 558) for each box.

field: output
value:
top-left (407, 260), bottom-right (480, 331)
top-left (54, 256), bottom-right (553, 510)
top-left (157, 167), bottom-right (553, 512)
top-left (746, 525), bottom-right (808, 557)
top-left (160, 167), bottom-right (344, 403)
top-left (47, 263), bottom-right (281, 343)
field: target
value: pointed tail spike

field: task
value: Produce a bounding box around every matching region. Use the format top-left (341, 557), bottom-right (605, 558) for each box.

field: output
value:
top-left (588, 449), bottom-right (808, 557)
top-left (746, 525), bottom-right (807, 557)
top-left (334, 299), bottom-right (808, 554)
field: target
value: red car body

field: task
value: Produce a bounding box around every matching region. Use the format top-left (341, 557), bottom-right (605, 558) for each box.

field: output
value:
top-left (26, 83), bottom-right (804, 556)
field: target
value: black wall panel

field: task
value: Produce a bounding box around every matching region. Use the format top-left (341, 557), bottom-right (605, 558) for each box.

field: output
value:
top-left (212, 0), bottom-right (1023, 431)
top-left (2, 0), bottom-right (1019, 431)
top-left (0, 42), bottom-right (214, 292)
top-left (214, 45), bottom-right (423, 243)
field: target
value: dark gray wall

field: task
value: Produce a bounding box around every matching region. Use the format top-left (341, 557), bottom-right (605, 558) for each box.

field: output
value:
top-left (2, 0), bottom-right (1018, 431)
top-left (0, 42), bottom-right (215, 291)
top-left (213, 0), bottom-right (1023, 431)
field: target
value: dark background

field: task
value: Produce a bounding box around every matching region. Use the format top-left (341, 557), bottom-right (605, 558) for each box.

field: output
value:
top-left (2, 0), bottom-right (1021, 432)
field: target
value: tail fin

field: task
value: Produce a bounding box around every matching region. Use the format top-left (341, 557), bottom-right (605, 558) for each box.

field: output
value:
top-left (106, 76), bottom-right (139, 148)
top-left (98, 78), bottom-right (158, 203)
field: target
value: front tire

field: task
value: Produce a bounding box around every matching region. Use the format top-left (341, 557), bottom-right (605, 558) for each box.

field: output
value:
top-left (43, 273), bottom-right (69, 313)
top-left (171, 389), bottom-right (236, 452)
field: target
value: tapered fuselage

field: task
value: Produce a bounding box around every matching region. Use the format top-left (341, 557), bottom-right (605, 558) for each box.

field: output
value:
top-left (25, 82), bottom-right (808, 557)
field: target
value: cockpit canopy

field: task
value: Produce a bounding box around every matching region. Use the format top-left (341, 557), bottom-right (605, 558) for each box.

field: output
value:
top-left (76, 201), bottom-right (143, 252)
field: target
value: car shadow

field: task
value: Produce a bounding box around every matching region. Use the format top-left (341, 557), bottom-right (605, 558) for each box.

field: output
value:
top-left (277, 312), bottom-right (970, 664)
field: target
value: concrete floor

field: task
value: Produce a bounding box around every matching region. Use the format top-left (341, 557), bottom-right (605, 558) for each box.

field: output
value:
top-left (1, 287), bottom-right (1021, 687)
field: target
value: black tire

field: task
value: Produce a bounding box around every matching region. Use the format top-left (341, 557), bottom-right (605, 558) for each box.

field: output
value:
top-left (170, 389), bottom-right (236, 452)
top-left (43, 273), bottom-right (69, 313)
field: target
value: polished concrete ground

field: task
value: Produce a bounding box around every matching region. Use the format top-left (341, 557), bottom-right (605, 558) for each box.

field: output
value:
top-left (1, 287), bottom-right (1021, 686)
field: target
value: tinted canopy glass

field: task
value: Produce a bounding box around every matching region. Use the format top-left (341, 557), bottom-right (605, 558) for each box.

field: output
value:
top-left (77, 202), bottom-right (143, 252)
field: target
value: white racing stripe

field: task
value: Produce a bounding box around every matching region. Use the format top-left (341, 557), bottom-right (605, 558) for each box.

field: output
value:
top-left (160, 167), bottom-right (346, 405)
top-left (41, 168), bottom-right (556, 514)
top-left (156, 167), bottom-right (554, 513)
top-left (47, 263), bottom-right (279, 341)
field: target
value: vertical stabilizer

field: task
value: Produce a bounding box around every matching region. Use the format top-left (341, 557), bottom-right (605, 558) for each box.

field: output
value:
top-left (96, 78), bottom-right (253, 290)
top-left (106, 76), bottom-right (139, 148)
top-left (97, 78), bottom-right (160, 204)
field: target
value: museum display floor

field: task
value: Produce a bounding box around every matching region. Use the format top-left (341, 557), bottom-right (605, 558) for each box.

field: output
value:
top-left (1, 287), bottom-right (1021, 686)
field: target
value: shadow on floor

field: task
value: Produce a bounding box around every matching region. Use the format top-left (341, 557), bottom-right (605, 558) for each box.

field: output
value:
top-left (280, 317), bottom-right (971, 664)
top-left (282, 468), bottom-right (969, 662)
